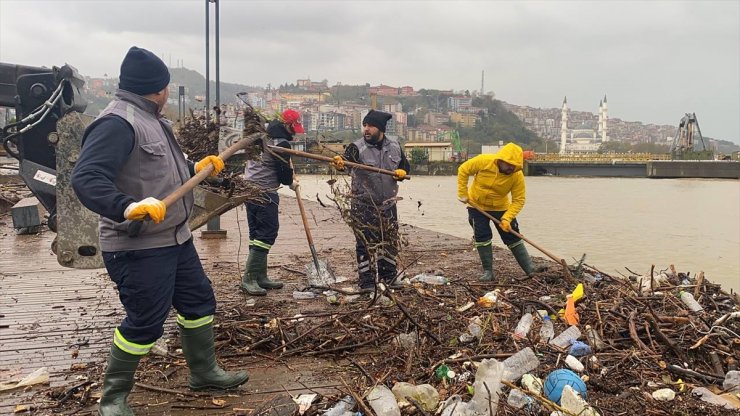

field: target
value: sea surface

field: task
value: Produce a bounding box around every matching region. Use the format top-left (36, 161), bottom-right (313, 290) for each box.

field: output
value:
top-left (280, 175), bottom-right (740, 293)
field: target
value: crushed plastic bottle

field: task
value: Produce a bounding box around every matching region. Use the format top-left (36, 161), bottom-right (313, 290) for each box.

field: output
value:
top-left (367, 385), bottom-right (401, 416)
top-left (325, 395), bottom-right (356, 416)
top-left (477, 289), bottom-right (500, 308)
top-left (507, 388), bottom-right (533, 409)
top-left (292, 290), bottom-right (317, 300)
top-left (540, 315), bottom-right (555, 342)
top-left (513, 313), bottom-right (534, 339)
top-left (679, 291), bottom-right (704, 312)
top-left (549, 325), bottom-right (582, 349)
top-left (503, 347), bottom-right (540, 381)
top-left (724, 370), bottom-right (740, 393)
top-left (468, 359), bottom-right (504, 416)
top-left (584, 325), bottom-right (607, 350)
top-left (411, 273), bottom-right (448, 285)
top-left (391, 382), bottom-right (440, 412)
top-left (468, 316), bottom-right (483, 338)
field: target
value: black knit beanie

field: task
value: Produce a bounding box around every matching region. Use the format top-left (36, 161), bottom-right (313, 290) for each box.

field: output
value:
top-left (362, 110), bottom-right (393, 132)
top-left (119, 46), bottom-right (170, 96)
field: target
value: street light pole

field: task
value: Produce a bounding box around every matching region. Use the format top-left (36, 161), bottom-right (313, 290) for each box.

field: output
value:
top-left (202, 0), bottom-right (226, 239)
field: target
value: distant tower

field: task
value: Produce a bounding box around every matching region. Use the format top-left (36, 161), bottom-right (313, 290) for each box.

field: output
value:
top-left (598, 99), bottom-right (604, 139)
top-left (560, 96), bottom-right (569, 154)
top-left (481, 70), bottom-right (485, 96)
top-left (601, 95), bottom-right (608, 142)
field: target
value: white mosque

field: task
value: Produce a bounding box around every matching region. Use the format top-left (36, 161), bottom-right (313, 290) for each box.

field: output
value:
top-left (559, 95), bottom-right (609, 154)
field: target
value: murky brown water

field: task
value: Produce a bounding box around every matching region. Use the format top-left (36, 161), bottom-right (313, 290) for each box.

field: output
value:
top-left (282, 175), bottom-right (740, 292)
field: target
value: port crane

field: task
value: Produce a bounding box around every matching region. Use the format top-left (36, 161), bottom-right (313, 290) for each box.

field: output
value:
top-left (670, 113), bottom-right (712, 160)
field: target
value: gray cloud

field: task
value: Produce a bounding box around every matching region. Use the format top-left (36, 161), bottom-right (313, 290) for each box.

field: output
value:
top-left (1, 0), bottom-right (737, 142)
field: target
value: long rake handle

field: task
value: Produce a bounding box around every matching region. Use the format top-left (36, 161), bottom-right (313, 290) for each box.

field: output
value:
top-left (466, 200), bottom-right (573, 278)
top-left (290, 161), bottom-right (322, 273)
top-left (128, 132), bottom-right (265, 237)
top-left (268, 145), bottom-right (411, 180)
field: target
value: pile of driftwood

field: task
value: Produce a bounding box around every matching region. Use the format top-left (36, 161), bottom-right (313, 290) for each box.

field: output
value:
top-left (175, 108), bottom-right (269, 202)
top-left (205, 261), bottom-right (739, 415)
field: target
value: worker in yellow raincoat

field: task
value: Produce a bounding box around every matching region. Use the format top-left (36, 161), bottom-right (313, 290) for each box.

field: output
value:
top-left (457, 143), bottom-right (538, 280)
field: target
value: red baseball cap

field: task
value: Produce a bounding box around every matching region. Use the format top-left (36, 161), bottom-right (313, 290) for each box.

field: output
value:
top-left (281, 109), bottom-right (305, 134)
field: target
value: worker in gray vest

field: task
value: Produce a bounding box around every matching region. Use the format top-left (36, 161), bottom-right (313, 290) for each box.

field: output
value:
top-left (240, 109), bottom-right (302, 295)
top-left (72, 46), bottom-right (248, 416)
top-left (335, 110), bottom-right (410, 291)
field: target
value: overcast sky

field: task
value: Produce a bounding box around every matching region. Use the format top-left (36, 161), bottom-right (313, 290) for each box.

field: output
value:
top-left (1, 0), bottom-right (738, 142)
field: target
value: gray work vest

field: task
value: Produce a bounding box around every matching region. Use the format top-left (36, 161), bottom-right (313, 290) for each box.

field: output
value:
top-left (96, 90), bottom-right (193, 251)
top-left (350, 136), bottom-right (402, 207)
top-left (244, 137), bottom-right (289, 190)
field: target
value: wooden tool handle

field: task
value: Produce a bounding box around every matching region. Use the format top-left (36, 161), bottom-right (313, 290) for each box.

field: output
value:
top-left (268, 145), bottom-right (411, 180)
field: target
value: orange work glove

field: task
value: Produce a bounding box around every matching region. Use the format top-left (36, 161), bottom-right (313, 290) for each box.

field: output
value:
top-left (124, 197), bottom-right (166, 224)
top-left (195, 155), bottom-right (225, 176)
top-left (499, 219), bottom-right (512, 233)
top-left (393, 169), bottom-right (407, 181)
top-left (330, 155), bottom-right (345, 171)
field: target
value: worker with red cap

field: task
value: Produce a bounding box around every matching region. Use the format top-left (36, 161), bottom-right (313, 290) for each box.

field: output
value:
top-left (240, 109), bottom-right (304, 295)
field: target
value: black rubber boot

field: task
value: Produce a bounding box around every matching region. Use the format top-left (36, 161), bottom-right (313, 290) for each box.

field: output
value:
top-left (510, 242), bottom-right (534, 275)
top-left (240, 250), bottom-right (267, 296)
top-left (476, 245), bottom-right (494, 281)
top-left (98, 344), bottom-right (142, 416)
top-left (180, 322), bottom-right (249, 391)
top-left (251, 249), bottom-right (283, 290)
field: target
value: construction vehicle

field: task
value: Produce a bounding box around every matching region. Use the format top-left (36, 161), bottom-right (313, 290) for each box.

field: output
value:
top-left (436, 129), bottom-right (466, 161)
top-left (670, 113), bottom-right (713, 160)
top-left (0, 62), bottom-right (246, 269)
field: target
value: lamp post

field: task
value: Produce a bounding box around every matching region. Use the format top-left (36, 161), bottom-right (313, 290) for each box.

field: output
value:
top-left (202, 0), bottom-right (227, 238)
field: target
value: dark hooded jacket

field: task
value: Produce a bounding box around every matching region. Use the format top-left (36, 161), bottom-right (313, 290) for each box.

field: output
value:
top-left (244, 120), bottom-right (295, 189)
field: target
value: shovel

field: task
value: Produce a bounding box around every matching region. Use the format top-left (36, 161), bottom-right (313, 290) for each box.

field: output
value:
top-left (290, 161), bottom-right (336, 285)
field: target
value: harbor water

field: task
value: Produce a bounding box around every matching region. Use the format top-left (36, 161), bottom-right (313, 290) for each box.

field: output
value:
top-left (281, 175), bottom-right (740, 292)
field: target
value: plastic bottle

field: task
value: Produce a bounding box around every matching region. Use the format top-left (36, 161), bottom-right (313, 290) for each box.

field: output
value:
top-left (367, 385), bottom-right (401, 416)
top-left (540, 315), bottom-right (555, 342)
top-left (325, 395), bottom-right (356, 416)
top-left (513, 313), bottom-right (534, 339)
top-left (411, 273), bottom-right (448, 285)
top-left (549, 325), bottom-right (582, 349)
top-left (679, 291), bottom-right (704, 312)
top-left (564, 294), bottom-right (579, 325)
top-left (469, 359), bottom-right (504, 415)
top-left (502, 347), bottom-right (540, 381)
top-left (292, 291), bottom-right (317, 299)
top-left (584, 325), bottom-right (606, 350)
top-left (507, 388), bottom-right (533, 409)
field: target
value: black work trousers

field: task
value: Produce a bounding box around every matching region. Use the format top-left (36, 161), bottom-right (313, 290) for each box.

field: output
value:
top-left (246, 192), bottom-right (280, 252)
top-left (467, 207), bottom-right (522, 247)
top-left (352, 203), bottom-right (400, 289)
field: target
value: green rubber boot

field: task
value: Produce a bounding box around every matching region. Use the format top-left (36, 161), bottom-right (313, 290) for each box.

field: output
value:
top-left (510, 242), bottom-right (534, 276)
top-left (240, 250), bottom-right (267, 296)
top-left (98, 344), bottom-right (142, 416)
top-left (476, 244), bottom-right (494, 281)
top-left (251, 249), bottom-right (284, 290)
top-left (180, 322), bottom-right (249, 391)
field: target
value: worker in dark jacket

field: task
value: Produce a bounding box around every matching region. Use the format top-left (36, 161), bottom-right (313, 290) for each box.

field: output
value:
top-left (71, 46), bottom-right (248, 416)
top-left (240, 109), bottom-right (302, 295)
top-left (334, 110), bottom-right (409, 291)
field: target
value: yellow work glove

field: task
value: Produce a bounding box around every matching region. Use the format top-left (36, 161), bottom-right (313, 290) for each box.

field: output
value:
top-left (195, 155), bottom-right (225, 176)
top-left (330, 155), bottom-right (345, 171)
top-left (499, 219), bottom-right (512, 233)
top-left (393, 169), bottom-right (407, 181)
top-left (458, 196), bottom-right (469, 204)
top-left (124, 197), bottom-right (166, 224)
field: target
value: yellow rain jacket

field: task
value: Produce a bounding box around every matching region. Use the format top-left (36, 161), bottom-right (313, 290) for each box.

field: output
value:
top-left (457, 143), bottom-right (526, 223)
